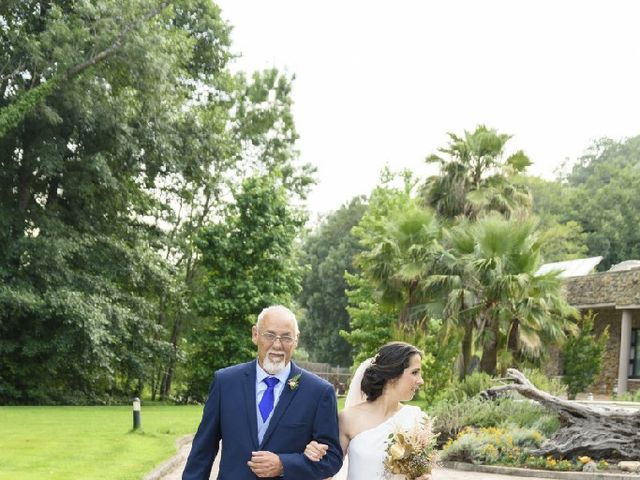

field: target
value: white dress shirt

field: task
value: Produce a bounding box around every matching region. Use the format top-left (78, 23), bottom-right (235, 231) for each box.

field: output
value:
top-left (255, 361), bottom-right (291, 444)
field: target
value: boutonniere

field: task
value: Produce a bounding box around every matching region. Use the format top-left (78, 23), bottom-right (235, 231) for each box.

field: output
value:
top-left (288, 373), bottom-right (301, 390)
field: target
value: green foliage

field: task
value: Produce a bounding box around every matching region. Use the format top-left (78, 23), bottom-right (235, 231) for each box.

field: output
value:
top-left (441, 425), bottom-right (544, 466)
top-left (0, 0), bottom-right (234, 403)
top-left (182, 174), bottom-right (306, 400)
top-left (0, 77), bottom-right (60, 138)
top-left (341, 271), bottom-right (396, 366)
top-left (520, 175), bottom-right (589, 263)
top-left (439, 371), bottom-right (495, 404)
top-left (615, 389), bottom-right (640, 402)
top-left (429, 396), bottom-right (560, 444)
top-left (561, 136), bottom-right (640, 269)
top-left (356, 200), bottom-right (441, 323)
top-left (423, 125), bottom-right (532, 221)
top-left (519, 368), bottom-right (567, 397)
top-left (562, 311), bottom-right (609, 399)
top-left (298, 197), bottom-right (367, 365)
top-left (393, 319), bottom-right (459, 406)
top-left (444, 215), bottom-right (578, 375)
top-left (0, 0), bottom-right (309, 403)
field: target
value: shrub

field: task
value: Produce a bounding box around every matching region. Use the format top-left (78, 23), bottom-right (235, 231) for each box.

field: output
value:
top-left (441, 425), bottom-right (542, 465)
top-left (429, 396), bottom-right (560, 444)
top-left (436, 371), bottom-right (494, 404)
top-left (520, 368), bottom-right (567, 397)
top-left (562, 311), bottom-right (609, 399)
top-left (615, 389), bottom-right (640, 402)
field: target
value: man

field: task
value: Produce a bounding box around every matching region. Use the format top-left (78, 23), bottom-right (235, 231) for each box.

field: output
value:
top-left (182, 305), bottom-right (343, 479)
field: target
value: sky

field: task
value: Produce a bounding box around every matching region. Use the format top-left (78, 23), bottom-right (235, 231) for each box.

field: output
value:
top-left (214, 0), bottom-right (640, 217)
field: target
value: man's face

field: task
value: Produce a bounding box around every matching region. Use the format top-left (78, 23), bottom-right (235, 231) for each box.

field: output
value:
top-left (252, 310), bottom-right (298, 374)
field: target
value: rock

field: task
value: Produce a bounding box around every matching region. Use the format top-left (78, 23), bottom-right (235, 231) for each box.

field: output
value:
top-left (618, 461), bottom-right (640, 472)
top-left (582, 461), bottom-right (598, 472)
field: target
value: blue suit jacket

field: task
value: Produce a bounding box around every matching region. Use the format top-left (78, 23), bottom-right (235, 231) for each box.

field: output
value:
top-left (182, 360), bottom-right (343, 480)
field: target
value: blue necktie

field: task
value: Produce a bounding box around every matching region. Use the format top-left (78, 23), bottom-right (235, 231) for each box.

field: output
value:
top-left (259, 377), bottom-right (279, 422)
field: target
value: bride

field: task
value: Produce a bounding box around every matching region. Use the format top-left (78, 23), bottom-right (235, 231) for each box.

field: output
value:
top-left (304, 342), bottom-right (432, 480)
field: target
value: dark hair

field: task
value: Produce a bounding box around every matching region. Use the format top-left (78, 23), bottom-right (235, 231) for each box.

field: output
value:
top-left (361, 342), bottom-right (422, 401)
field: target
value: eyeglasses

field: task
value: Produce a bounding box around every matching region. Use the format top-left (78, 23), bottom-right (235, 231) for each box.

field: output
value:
top-left (259, 331), bottom-right (297, 346)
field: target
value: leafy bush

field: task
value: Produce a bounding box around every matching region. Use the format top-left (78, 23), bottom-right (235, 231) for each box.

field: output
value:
top-left (429, 396), bottom-right (560, 444)
top-left (441, 425), bottom-right (543, 465)
top-left (520, 368), bottom-right (567, 397)
top-left (393, 318), bottom-right (459, 406)
top-left (615, 389), bottom-right (640, 402)
top-left (562, 311), bottom-right (609, 399)
top-left (436, 371), bottom-right (494, 404)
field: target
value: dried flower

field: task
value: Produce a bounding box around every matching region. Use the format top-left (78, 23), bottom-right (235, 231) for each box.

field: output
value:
top-left (288, 373), bottom-right (301, 390)
top-left (383, 413), bottom-right (438, 479)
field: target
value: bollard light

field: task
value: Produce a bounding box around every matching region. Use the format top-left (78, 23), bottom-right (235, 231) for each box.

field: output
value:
top-left (133, 397), bottom-right (141, 430)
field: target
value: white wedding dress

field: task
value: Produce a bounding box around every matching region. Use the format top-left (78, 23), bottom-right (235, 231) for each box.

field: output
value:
top-left (340, 404), bottom-right (424, 480)
top-left (332, 358), bottom-right (425, 480)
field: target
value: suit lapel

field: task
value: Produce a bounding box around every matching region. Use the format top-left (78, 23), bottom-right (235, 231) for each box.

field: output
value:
top-left (259, 362), bottom-right (302, 449)
top-left (242, 360), bottom-right (259, 449)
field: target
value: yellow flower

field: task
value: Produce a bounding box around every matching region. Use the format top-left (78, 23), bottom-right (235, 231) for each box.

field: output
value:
top-left (578, 456), bottom-right (591, 464)
top-left (389, 442), bottom-right (406, 460)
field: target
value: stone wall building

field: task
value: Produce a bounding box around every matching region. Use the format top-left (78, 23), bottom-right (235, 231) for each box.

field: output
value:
top-left (557, 260), bottom-right (640, 395)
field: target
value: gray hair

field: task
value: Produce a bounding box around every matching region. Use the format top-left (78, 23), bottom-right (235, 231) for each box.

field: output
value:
top-left (256, 305), bottom-right (299, 335)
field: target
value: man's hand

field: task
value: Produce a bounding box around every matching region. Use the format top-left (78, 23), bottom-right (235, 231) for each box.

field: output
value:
top-left (248, 450), bottom-right (284, 478)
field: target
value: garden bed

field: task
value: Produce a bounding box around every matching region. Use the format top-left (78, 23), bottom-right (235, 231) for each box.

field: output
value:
top-left (443, 461), bottom-right (640, 479)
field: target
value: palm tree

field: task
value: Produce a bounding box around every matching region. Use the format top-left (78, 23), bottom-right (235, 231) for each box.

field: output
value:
top-left (421, 126), bottom-right (535, 377)
top-left (442, 216), bottom-right (577, 375)
top-left (422, 125), bottom-right (532, 221)
top-left (356, 200), bottom-right (442, 326)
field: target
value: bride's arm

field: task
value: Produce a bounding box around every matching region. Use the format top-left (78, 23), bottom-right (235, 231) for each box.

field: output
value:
top-left (305, 409), bottom-right (351, 461)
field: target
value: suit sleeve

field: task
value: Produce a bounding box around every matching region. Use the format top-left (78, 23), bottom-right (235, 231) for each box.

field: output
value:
top-left (182, 374), bottom-right (222, 480)
top-left (278, 383), bottom-right (343, 479)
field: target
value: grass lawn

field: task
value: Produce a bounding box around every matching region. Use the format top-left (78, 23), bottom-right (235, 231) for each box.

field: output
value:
top-left (0, 404), bottom-right (205, 480)
top-left (1, 395), bottom-right (424, 479)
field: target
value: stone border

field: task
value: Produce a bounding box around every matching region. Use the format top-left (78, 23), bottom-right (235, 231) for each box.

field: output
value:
top-left (444, 462), bottom-right (640, 480)
top-left (143, 434), bottom-right (193, 480)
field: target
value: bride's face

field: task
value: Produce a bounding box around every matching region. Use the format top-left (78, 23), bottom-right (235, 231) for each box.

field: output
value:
top-left (394, 353), bottom-right (424, 401)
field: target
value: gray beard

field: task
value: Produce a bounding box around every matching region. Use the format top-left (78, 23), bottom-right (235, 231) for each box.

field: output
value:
top-left (262, 357), bottom-right (286, 375)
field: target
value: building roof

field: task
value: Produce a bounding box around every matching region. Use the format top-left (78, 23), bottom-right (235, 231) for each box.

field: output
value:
top-left (565, 268), bottom-right (640, 308)
top-left (609, 260), bottom-right (640, 272)
top-left (537, 256), bottom-right (603, 278)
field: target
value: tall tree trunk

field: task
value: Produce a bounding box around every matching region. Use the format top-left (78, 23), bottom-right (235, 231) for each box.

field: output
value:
top-left (507, 318), bottom-right (520, 362)
top-left (480, 318), bottom-right (498, 375)
top-left (461, 322), bottom-right (474, 379)
top-left (160, 314), bottom-right (181, 400)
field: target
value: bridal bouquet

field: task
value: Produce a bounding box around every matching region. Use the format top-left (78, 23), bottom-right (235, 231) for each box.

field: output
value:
top-left (383, 414), bottom-right (438, 479)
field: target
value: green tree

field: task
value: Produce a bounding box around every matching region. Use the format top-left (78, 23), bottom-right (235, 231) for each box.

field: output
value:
top-left (343, 171), bottom-right (456, 393)
top-left (148, 67), bottom-right (307, 400)
top-left (562, 136), bottom-right (640, 269)
top-left (183, 173), bottom-right (306, 400)
top-left (341, 172), bottom-right (424, 365)
top-left (562, 311), bottom-right (609, 399)
top-left (355, 173), bottom-right (442, 326)
top-left (421, 125), bottom-right (534, 378)
top-left (0, 0), bottom-right (234, 403)
top-left (0, 0), bottom-right (174, 137)
top-left (298, 197), bottom-right (367, 365)
top-left (393, 319), bottom-right (460, 406)
top-left (422, 125), bottom-right (532, 221)
top-left (517, 175), bottom-right (588, 263)
top-left (341, 271), bottom-right (397, 366)
top-left (445, 216), bottom-right (577, 375)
